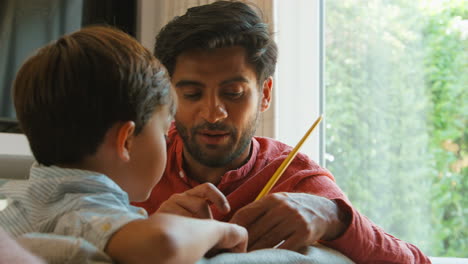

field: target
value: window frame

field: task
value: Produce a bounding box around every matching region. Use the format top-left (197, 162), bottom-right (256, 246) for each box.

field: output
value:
top-left (274, 0), bottom-right (324, 164)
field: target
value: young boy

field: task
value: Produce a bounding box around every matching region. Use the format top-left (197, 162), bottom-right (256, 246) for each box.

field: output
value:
top-left (0, 26), bottom-right (247, 264)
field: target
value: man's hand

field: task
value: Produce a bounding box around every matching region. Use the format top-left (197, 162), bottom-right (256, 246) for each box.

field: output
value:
top-left (156, 183), bottom-right (230, 219)
top-left (229, 192), bottom-right (350, 252)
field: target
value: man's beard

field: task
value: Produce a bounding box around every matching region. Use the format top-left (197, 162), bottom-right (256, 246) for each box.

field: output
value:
top-left (176, 112), bottom-right (259, 168)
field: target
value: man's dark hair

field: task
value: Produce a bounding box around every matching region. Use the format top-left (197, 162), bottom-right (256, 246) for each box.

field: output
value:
top-left (154, 0), bottom-right (278, 83)
top-left (13, 26), bottom-right (174, 166)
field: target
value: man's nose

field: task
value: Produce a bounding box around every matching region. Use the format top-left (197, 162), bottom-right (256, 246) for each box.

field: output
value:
top-left (200, 95), bottom-right (228, 123)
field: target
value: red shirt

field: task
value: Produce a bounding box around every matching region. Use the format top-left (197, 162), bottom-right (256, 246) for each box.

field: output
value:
top-left (133, 127), bottom-right (431, 264)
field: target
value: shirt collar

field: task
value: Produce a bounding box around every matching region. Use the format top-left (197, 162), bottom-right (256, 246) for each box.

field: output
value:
top-left (29, 162), bottom-right (103, 180)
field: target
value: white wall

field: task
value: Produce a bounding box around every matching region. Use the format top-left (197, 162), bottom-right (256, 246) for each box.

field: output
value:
top-left (0, 133), bottom-right (32, 210)
top-left (0, 133), bottom-right (32, 182)
top-left (0, 133), bottom-right (31, 156)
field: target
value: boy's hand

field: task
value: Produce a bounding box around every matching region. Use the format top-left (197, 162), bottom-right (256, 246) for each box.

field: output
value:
top-left (107, 214), bottom-right (247, 264)
top-left (156, 183), bottom-right (230, 219)
top-left (206, 221), bottom-right (248, 257)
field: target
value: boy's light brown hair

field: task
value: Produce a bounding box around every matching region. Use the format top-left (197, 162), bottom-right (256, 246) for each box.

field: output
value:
top-left (13, 26), bottom-right (174, 166)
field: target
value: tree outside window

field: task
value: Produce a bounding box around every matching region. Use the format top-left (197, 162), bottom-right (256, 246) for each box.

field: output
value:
top-left (325, 0), bottom-right (467, 257)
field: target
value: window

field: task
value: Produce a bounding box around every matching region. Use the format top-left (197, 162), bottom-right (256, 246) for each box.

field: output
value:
top-left (324, 0), bottom-right (467, 258)
top-left (276, 0), bottom-right (467, 259)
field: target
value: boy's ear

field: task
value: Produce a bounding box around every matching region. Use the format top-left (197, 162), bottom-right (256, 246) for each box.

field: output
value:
top-left (260, 76), bottom-right (273, 112)
top-left (116, 121), bottom-right (136, 162)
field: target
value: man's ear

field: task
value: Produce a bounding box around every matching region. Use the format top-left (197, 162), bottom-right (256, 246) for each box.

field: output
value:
top-left (260, 76), bottom-right (273, 112)
top-left (116, 121), bottom-right (136, 162)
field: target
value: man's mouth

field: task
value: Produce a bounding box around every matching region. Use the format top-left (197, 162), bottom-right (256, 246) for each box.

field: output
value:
top-left (197, 130), bottom-right (230, 145)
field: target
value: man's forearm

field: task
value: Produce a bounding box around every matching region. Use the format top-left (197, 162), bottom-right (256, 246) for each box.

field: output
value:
top-left (320, 201), bottom-right (431, 264)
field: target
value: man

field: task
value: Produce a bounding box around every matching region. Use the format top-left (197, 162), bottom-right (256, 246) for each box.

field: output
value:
top-left (134, 1), bottom-right (431, 263)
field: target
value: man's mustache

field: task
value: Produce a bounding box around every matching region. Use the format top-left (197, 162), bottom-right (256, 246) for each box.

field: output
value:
top-left (192, 122), bottom-right (235, 134)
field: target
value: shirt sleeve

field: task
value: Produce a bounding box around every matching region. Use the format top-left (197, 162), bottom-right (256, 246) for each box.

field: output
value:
top-left (53, 192), bottom-right (147, 251)
top-left (284, 175), bottom-right (431, 264)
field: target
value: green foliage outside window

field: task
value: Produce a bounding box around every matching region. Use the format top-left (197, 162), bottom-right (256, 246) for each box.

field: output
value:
top-left (325, 0), bottom-right (467, 257)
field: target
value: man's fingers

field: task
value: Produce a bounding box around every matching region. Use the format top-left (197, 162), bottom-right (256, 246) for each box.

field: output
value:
top-left (172, 195), bottom-right (213, 218)
top-left (230, 200), bottom-right (267, 228)
top-left (156, 205), bottom-right (194, 218)
top-left (278, 231), bottom-right (310, 252)
top-left (245, 210), bottom-right (282, 246)
top-left (185, 183), bottom-right (230, 213)
top-left (158, 193), bottom-right (213, 218)
top-left (158, 183), bottom-right (230, 218)
top-left (248, 220), bottom-right (294, 251)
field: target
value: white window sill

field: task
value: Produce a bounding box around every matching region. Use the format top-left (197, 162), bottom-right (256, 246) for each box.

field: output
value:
top-left (429, 257), bottom-right (468, 264)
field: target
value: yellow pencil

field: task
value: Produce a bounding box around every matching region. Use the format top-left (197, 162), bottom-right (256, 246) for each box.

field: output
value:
top-left (255, 115), bottom-right (323, 201)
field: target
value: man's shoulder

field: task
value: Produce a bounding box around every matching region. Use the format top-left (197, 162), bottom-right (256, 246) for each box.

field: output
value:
top-left (252, 136), bottom-right (333, 181)
top-left (253, 136), bottom-right (313, 163)
top-left (253, 136), bottom-right (292, 150)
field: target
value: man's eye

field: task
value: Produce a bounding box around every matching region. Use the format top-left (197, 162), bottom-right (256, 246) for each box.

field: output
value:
top-left (183, 93), bottom-right (201, 100)
top-left (224, 92), bottom-right (243, 99)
